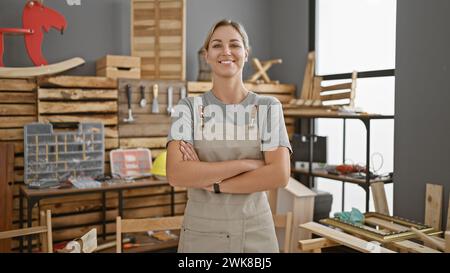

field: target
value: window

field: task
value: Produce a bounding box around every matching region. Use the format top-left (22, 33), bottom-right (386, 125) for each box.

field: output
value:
top-left (314, 0), bottom-right (396, 214)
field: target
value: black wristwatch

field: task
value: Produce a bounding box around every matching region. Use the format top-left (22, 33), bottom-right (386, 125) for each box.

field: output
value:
top-left (213, 183), bottom-right (221, 194)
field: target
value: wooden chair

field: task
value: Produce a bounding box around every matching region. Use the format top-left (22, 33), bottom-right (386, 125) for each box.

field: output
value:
top-left (289, 51), bottom-right (358, 108)
top-left (267, 188), bottom-right (294, 253)
top-left (273, 212), bottom-right (293, 253)
top-left (313, 71), bottom-right (358, 108)
top-left (0, 210), bottom-right (53, 253)
top-left (116, 215), bottom-right (183, 253)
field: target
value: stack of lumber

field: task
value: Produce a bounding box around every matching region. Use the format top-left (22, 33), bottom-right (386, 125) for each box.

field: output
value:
top-left (0, 78), bottom-right (38, 249)
top-left (131, 0), bottom-right (186, 80)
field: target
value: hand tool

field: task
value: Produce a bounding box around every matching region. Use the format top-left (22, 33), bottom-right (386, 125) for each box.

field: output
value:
top-left (152, 84), bottom-right (159, 113)
top-left (139, 85), bottom-right (147, 108)
top-left (124, 84), bottom-right (134, 122)
top-left (167, 86), bottom-right (174, 115)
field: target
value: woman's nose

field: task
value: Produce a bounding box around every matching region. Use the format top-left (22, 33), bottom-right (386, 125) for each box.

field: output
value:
top-left (222, 45), bottom-right (231, 55)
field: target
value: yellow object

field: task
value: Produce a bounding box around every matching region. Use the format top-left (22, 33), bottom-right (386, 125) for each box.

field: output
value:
top-left (151, 151), bottom-right (167, 177)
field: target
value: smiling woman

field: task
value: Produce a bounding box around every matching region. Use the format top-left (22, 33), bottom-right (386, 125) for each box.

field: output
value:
top-left (166, 19), bottom-right (292, 253)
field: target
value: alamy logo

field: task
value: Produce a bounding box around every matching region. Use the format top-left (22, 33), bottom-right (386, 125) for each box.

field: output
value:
top-left (66, 0), bottom-right (81, 6)
top-left (170, 102), bottom-right (283, 147)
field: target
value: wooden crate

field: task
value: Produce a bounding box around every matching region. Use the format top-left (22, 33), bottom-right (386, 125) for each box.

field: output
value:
top-left (187, 81), bottom-right (296, 139)
top-left (96, 55), bottom-right (141, 79)
top-left (131, 0), bottom-right (186, 80)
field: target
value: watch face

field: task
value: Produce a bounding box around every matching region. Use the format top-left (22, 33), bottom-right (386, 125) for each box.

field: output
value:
top-left (213, 183), bottom-right (220, 193)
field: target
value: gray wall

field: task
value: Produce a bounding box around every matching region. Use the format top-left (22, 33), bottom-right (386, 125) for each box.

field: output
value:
top-left (0, 0), bottom-right (308, 90)
top-left (395, 0), bottom-right (450, 229)
top-left (269, 0), bottom-right (309, 97)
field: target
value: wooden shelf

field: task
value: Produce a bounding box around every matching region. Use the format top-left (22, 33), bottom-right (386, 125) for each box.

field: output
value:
top-left (292, 168), bottom-right (393, 185)
top-left (283, 108), bottom-right (394, 120)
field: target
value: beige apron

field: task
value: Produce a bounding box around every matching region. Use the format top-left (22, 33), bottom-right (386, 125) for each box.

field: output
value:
top-left (177, 95), bottom-right (279, 253)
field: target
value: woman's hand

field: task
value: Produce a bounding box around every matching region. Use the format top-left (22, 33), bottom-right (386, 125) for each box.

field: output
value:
top-left (179, 141), bottom-right (199, 161)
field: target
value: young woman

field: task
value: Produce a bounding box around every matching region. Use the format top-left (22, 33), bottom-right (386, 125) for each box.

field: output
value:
top-left (166, 19), bottom-right (292, 253)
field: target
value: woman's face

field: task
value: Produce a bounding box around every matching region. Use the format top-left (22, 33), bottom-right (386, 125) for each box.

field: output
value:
top-left (205, 25), bottom-right (248, 79)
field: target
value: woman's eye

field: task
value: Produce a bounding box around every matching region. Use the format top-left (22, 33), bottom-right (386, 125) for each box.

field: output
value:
top-left (231, 44), bottom-right (241, 48)
top-left (212, 44), bottom-right (221, 48)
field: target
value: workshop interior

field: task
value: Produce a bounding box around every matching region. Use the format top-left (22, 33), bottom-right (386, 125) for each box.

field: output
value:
top-left (0, 0), bottom-right (449, 254)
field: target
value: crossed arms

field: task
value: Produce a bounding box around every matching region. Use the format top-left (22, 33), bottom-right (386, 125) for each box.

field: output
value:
top-left (166, 140), bottom-right (290, 194)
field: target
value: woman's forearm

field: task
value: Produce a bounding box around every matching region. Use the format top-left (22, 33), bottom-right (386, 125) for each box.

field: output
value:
top-left (219, 161), bottom-right (290, 194)
top-left (167, 159), bottom-right (262, 188)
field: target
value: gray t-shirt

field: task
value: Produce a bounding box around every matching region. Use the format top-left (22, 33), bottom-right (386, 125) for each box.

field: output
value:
top-left (167, 90), bottom-right (292, 153)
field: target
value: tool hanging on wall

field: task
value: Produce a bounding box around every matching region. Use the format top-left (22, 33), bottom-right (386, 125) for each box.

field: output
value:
top-left (139, 85), bottom-right (147, 108)
top-left (124, 84), bottom-right (134, 122)
top-left (180, 86), bottom-right (186, 100)
top-left (152, 84), bottom-right (159, 113)
top-left (167, 86), bottom-right (174, 116)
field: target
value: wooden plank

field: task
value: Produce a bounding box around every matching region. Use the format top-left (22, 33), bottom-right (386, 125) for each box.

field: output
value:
top-left (105, 138), bottom-right (119, 150)
top-left (123, 203), bottom-right (185, 219)
top-left (96, 67), bottom-right (141, 80)
top-left (38, 114), bottom-right (118, 126)
top-left (425, 183), bottom-right (443, 231)
top-left (445, 231), bottom-right (450, 253)
top-left (119, 137), bottom-right (167, 149)
top-left (364, 217), bottom-right (409, 232)
top-left (0, 143), bottom-right (14, 252)
top-left (391, 240), bottom-right (441, 253)
top-left (132, 0), bottom-right (185, 80)
top-left (0, 92), bottom-right (36, 103)
top-left (0, 57), bottom-right (84, 79)
top-left (118, 114), bottom-right (172, 125)
top-left (300, 52), bottom-right (314, 100)
top-left (0, 226), bottom-right (47, 240)
top-left (299, 222), bottom-right (395, 253)
top-left (96, 55), bottom-right (141, 70)
top-left (38, 88), bottom-right (118, 100)
top-left (121, 216), bottom-right (183, 233)
top-left (410, 227), bottom-right (445, 251)
top-left (187, 81), bottom-right (295, 94)
top-left (447, 199), bottom-right (450, 231)
top-left (370, 182), bottom-right (390, 215)
top-left (38, 76), bottom-right (117, 89)
top-left (0, 78), bottom-right (36, 91)
top-left (0, 104), bottom-right (36, 116)
top-left (0, 116), bottom-right (36, 129)
top-left (38, 101), bottom-right (117, 114)
top-left (119, 123), bottom-right (169, 137)
top-left (320, 82), bottom-right (352, 92)
top-left (320, 92), bottom-right (352, 102)
top-left (0, 128), bottom-right (23, 141)
top-left (52, 209), bottom-right (118, 228)
top-left (298, 238), bottom-right (339, 252)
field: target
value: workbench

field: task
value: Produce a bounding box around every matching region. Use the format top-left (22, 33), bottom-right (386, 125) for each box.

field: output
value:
top-left (19, 177), bottom-right (175, 252)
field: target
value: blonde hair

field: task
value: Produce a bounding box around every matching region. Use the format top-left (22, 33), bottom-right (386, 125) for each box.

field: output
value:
top-left (202, 19), bottom-right (250, 52)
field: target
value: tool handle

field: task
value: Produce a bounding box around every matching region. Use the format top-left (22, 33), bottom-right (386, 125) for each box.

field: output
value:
top-left (126, 84), bottom-right (132, 109)
top-left (140, 85), bottom-right (145, 100)
top-left (153, 84), bottom-right (158, 99)
top-left (180, 86), bottom-right (186, 99)
top-left (167, 86), bottom-right (173, 107)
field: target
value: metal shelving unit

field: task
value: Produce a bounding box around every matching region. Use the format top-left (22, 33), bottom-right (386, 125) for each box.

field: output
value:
top-left (285, 109), bottom-right (394, 212)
